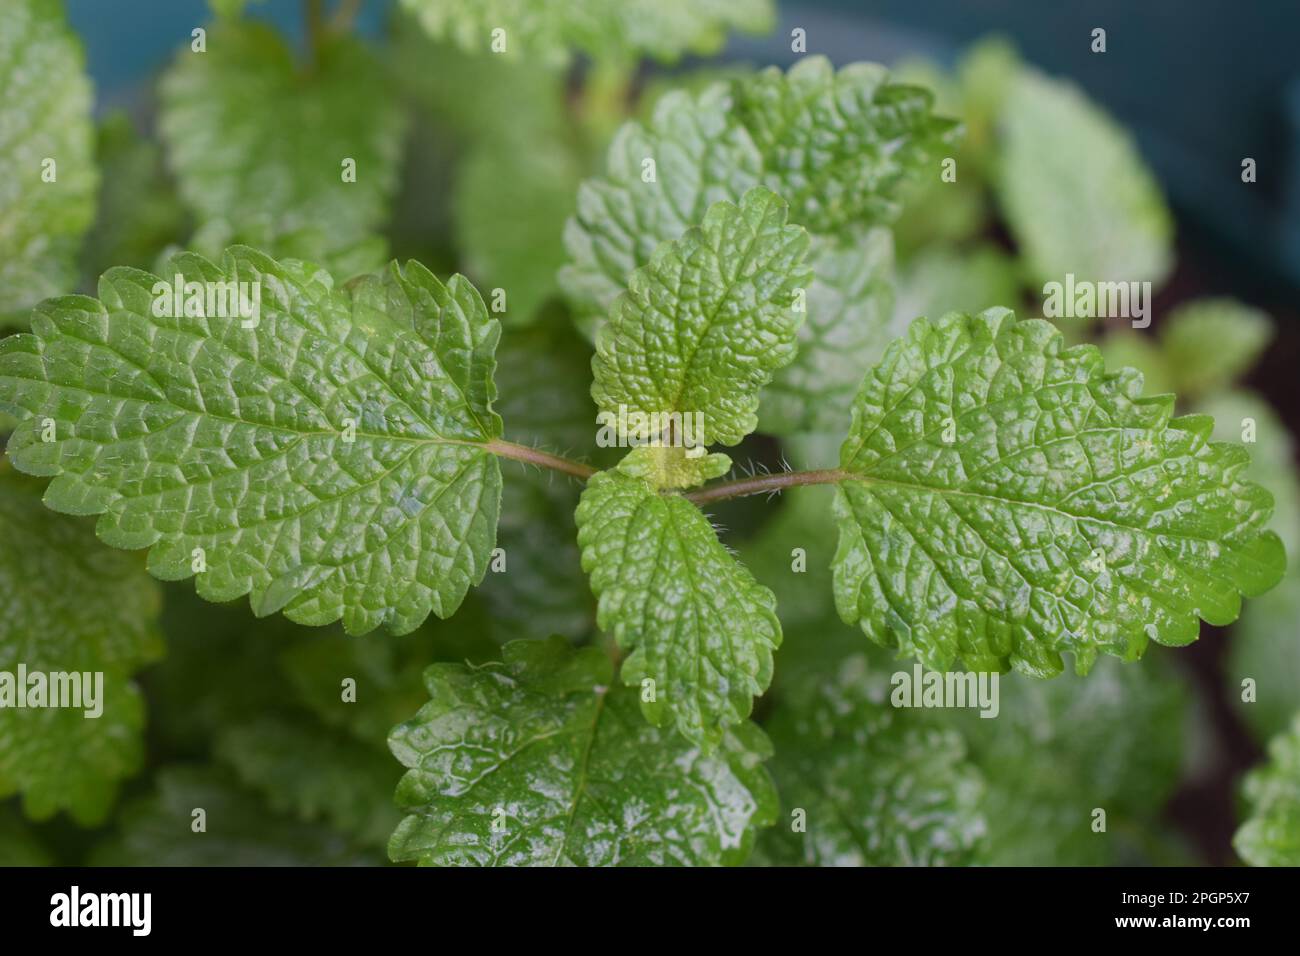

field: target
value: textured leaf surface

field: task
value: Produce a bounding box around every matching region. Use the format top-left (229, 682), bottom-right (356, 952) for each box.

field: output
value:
top-left (561, 61), bottom-right (954, 338)
top-left (1210, 391), bottom-right (1300, 743)
top-left (576, 465), bottom-right (781, 745)
top-left (760, 231), bottom-right (899, 436)
top-left (159, 23), bottom-right (405, 277)
top-left (399, 0), bottom-right (773, 67)
top-left (0, 467), bottom-right (162, 824)
top-left (591, 188), bottom-right (810, 448)
top-left (733, 57), bottom-right (958, 234)
top-left (962, 655), bottom-right (1188, 865)
top-left (0, 247), bottom-right (503, 635)
top-left (833, 309), bottom-right (1285, 676)
top-left (216, 716), bottom-right (401, 849)
top-left (997, 69), bottom-right (1173, 289)
top-left (1235, 713), bottom-right (1300, 866)
top-left (0, 0), bottom-right (97, 319)
top-left (388, 637), bottom-right (777, 865)
top-left (92, 767), bottom-right (380, 866)
top-left (761, 655), bottom-right (987, 866)
top-left (1161, 298), bottom-right (1273, 399)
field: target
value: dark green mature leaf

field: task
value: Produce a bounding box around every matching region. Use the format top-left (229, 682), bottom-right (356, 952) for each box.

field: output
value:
top-left (833, 309), bottom-right (1285, 676)
top-left (388, 637), bottom-right (777, 865)
top-left (761, 655), bottom-right (987, 866)
top-left (0, 247), bottom-right (503, 635)
top-left (399, 0), bottom-right (774, 67)
top-left (0, 805), bottom-right (52, 865)
top-left (216, 716), bottom-right (401, 849)
top-left (996, 69), bottom-right (1173, 290)
top-left (92, 767), bottom-right (381, 866)
top-left (962, 654), bottom-right (1189, 865)
top-left (577, 462), bottom-right (781, 745)
top-left (1235, 712), bottom-right (1300, 866)
top-left (591, 188), bottom-right (810, 448)
top-left (159, 23), bottom-right (406, 277)
top-left (0, 0), bottom-right (98, 320)
top-left (0, 466), bottom-right (163, 824)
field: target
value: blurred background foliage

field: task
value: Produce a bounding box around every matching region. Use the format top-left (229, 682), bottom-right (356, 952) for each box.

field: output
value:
top-left (1, 0), bottom-right (1298, 866)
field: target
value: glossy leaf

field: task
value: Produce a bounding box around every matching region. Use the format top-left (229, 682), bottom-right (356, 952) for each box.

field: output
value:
top-left (833, 309), bottom-right (1285, 676)
top-left (388, 637), bottom-right (777, 865)
top-left (576, 463), bottom-right (780, 745)
top-left (0, 247), bottom-right (503, 635)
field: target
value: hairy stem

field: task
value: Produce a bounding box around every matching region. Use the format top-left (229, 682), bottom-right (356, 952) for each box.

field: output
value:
top-left (481, 439), bottom-right (846, 502)
top-left (484, 439), bottom-right (599, 480)
top-left (684, 468), bottom-right (849, 505)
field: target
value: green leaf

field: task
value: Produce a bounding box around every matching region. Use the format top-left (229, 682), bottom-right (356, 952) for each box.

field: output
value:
top-left (0, 805), bottom-right (52, 866)
top-left (996, 69), bottom-right (1173, 290)
top-left (0, 247), bottom-right (504, 636)
top-left (80, 113), bottom-right (187, 281)
top-left (1235, 712), bottom-right (1300, 866)
top-left (731, 57), bottom-right (959, 235)
top-left (1207, 390), bottom-right (1300, 743)
top-left (216, 716), bottom-right (401, 849)
top-left (591, 188), bottom-right (810, 448)
top-left (92, 767), bottom-right (381, 866)
top-left (1097, 330), bottom-right (1176, 399)
top-left (759, 231), bottom-right (899, 436)
top-left (561, 60), bottom-right (955, 338)
top-left (454, 141), bottom-right (584, 324)
top-left (1160, 298), bottom-right (1273, 399)
top-left (0, 466), bottom-right (163, 824)
top-left (388, 637), bottom-right (777, 865)
top-left (964, 654), bottom-right (1189, 865)
top-left (892, 243), bottom-right (1020, 329)
top-left (399, 0), bottom-right (774, 67)
top-left (158, 23), bottom-right (406, 277)
top-left (760, 655), bottom-right (987, 866)
top-left (0, 0), bottom-right (98, 321)
top-left (833, 309), bottom-right (1285, 676)
top-left (576, 463), bottom-right (780, 745)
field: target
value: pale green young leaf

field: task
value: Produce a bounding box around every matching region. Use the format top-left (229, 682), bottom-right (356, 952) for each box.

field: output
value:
top-left (0, 247), bottom-right (503, 636)
top-left (0, 467), bottom-right (163, 824)
top-left (576, 463), bottom-right (780, 745)
top-left (1160, 298), bottom-right (1273, 399)
top-left (996, 69), bottom-right (1173, 290)
top-left (760, 655), bottom-right (988, 866)
top-left (159, 23), bottom-right (406, 277)
top-left (760, 230), bottom-right (899, 436)
top-left (216, 716), bottom-right (401, 849)
top-left (0, 0), bottom-right (98, 321)
top-left (591, 188), bottom-right (810, 448)
top-left (1235, 712), bottom-right (1300, 866)
top-left (92, 767), bottom-right (381, 866)
top-left (388, 637), bottom-right (777, 866)
top-left (399, 0), bottom-right (774, 67)
top-left (561, 61), bottom-right (955, 337)
top-left (833, 309), bottom-right (1285, 676)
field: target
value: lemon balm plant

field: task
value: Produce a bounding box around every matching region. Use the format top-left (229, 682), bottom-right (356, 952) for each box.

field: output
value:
top-left (0, 0), bottom-right (1296, 867)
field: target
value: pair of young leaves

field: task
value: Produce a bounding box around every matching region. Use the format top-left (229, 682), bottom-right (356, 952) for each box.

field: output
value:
top-left (0, 69), bottom-right (1287, 865)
